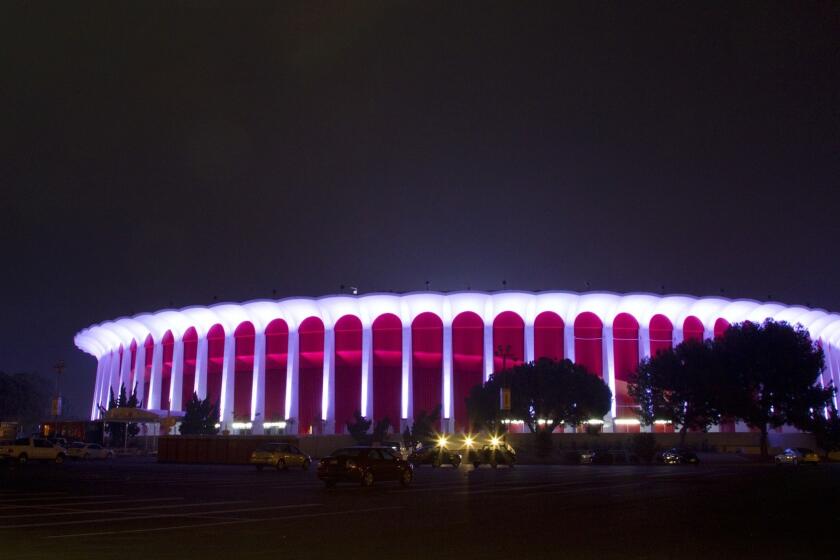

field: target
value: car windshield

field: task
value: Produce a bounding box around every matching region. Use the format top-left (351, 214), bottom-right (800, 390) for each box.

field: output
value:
top-left (330, 448), bottom-right (367, 458)
top-left (70, 442), bottom-right (85, 448)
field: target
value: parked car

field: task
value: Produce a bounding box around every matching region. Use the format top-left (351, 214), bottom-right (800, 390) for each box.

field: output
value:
top-left (582, 450), bottom-right (640, 465)
top-left (579, 450), bottom-right (596, 464)
top-left (656, 448), bottom-right (700, 465)
top-left (408, 444), bottom-right (462, 467)
top-left (67, 442), bottom-right (114, 460)
top-left (318, 446), bottom-right (414, 487)
top-left (380, 441), bottom-right (409, 459)
top-left (472, 437), bottom-right (516, 468)
top-left (774, 448), bottom-right (819, 466)
top-left (249, 443), bottom-right (311, 471)
top-left (0, 437), bottom-right (67, 464)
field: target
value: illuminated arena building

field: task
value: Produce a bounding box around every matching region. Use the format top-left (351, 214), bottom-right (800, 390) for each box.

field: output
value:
top-left (75, 292), bottom-right (840, 435)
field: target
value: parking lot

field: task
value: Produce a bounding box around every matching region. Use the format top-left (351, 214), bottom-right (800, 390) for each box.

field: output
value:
top-left (1, 458), bottom-right (838, 559)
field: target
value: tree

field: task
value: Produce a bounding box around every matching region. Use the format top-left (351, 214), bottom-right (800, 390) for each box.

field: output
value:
top-left (104, 384), bottom-right (141, 445)
top-left (467, 358), bottom-right (611, 433)
top-left (807, 403), bottom-right (840, 456)
top-left (716, 320), bottom-right (832, 458)
top-left (0, 371), bottom-right (51, 431)
top-left (408, 405), bottom-right (442, 446)
top-left (178, 393), bottom-right (220, 435)
top-left (630, 340), bottom-right (723, 446)
top-left (346, 410), bottom-right (371, 443)
top-left (372, 417), bottom-right (391, 442)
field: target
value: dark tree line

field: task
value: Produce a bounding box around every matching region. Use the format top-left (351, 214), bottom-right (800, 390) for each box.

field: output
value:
top-left (104, 384), bottom-right (141, 444)
top-left (466, 358), bottom-right (612, 434)
top-left (0, 371), bottom-right (51, 430)
top-left (630, 320), bottom-right (835, 457)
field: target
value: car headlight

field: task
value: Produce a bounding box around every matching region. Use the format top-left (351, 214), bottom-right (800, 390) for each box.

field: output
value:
top-left (437, 436), bottom-right (449, 449)
top-left (346, 459), bottom-right (357, 469)
top-left (464, 436), bottom-right (474, 449)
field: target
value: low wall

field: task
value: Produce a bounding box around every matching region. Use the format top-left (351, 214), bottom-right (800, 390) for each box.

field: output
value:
top-left (157, 434), bottom-right (357, 464)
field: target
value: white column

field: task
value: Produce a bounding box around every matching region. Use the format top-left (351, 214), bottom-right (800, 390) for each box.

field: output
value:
top-left (147, 341), bottom-right (163, 410)
top-left (220, 334), bottom-right (235, 426)
top-left (170, 337), bottom-right (185, 411)
top-left (285, 330), bottom-right (300, 432)
top-left (195, 335), bottom-right (208, 399)
top-left (322, 327), bottom-right (335, 434)
top-left (401, 324), bottom-right (412, 427)
top-left (361, 325), bottom-right (373, 419)
top-left (639, 326), bottom-right (651, 360)
top-left (483, 323), bottom-right (494, 381)
top-left (133, 343), bottom-right (146, 404)
top-left (100, 352), bottom-right (114, 407)
top-left (108, 350), bottom-right (121, 398)
top-left (119, 348), bottom-right (131, 393)
top-left (674, 326), bottom-right (684, 345)
top-left (564, 323), bottom-right (576, 363)
top-left (524, 322), bottom-right (535, 363)
top-left (442, 323), bottom-right (453, 432)
top-left (603, 326), bottom-right (616, 427)
top-left (91, 358), bottom-right (105, 420)
top-left (250, 330), bottom-right (266, 434)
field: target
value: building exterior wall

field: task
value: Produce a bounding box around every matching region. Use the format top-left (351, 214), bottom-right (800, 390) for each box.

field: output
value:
top-left (75, 291), bottom-right (840, 435)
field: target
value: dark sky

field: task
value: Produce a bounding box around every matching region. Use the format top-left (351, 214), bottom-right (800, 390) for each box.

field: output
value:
top-left (3, 2), bottom-right (839, 418)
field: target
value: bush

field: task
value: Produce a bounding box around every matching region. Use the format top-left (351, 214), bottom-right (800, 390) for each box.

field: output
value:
top-left (535, 430), bottom-right (553, 458)
top-left (630, 433), bottom-right (658, 464)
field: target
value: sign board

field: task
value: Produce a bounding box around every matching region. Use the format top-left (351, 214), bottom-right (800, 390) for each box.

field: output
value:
top-left (500, 387), bottom-right (511, 411)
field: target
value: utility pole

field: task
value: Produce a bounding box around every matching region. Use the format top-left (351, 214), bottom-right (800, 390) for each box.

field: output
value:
top-left (52, 360), bottom-right (65, 422)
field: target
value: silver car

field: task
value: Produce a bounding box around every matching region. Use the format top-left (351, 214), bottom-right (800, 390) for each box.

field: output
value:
top-left (67, 442), bottom-right (114, 460)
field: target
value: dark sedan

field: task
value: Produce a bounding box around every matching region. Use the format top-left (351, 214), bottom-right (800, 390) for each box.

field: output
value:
top-left (408, 444), bottom-right (462, 467)
top-left (656, 448), bottom-right (700, 465)
top-left (318, 446), bottom-right (414, 488)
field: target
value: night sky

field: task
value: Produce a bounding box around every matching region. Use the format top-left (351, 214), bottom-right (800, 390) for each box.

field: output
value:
top-left (3, 2), bottom-right (839, 418)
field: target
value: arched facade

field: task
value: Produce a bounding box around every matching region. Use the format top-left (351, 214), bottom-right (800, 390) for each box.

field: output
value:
top-left (76, 291), bottom-right (840, 436)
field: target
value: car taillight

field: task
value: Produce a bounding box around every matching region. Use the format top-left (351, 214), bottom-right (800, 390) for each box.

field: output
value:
top-left (346, 459), bottom-right (357, 469)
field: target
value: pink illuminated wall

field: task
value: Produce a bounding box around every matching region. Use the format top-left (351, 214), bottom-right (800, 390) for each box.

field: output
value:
top-left (683, 316), bottom-right (704, 342)
top-left (534, 311), bottom-right (564, 361)
top-left (613, 313), bottom-right (640, 427)
top-left (714, 318), bottom-right (735, 432)
top-left (181, 327), bottom-right (197, 405)
top-left (160, 331), bottom-right (174, 410)
top-left (452, 311), bottom-right (483, 431)
top-left (411, 312), bottom-right (443, 421)
top-left (127, 340), bottom-right (137, 393)
top-left (714, 318), bottom-right (730, 339)
top-left (143, 335), bottom-right (154, 407)
top-left (334, 315), bottom-right (362, 433)
top-left (298, 317), bottom-right (324, 434)
top-left (574, 312), bottom-right (603, 377)
top-left (233, 322), bottom-right (255, 421)
top-left (372, 313), bottom-right (402, 428)
top-left (649, 314), bottom-right (673, 357)
top-left (492, 311), bottom-right (525, 371)
top-left (264, 319), bottom-right (288, 421)
top-left (206, 324), bottom-right (225, 407)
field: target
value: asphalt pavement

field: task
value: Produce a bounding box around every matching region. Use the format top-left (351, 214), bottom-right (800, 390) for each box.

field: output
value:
top-left (1, 457), bottom-right (837, 559)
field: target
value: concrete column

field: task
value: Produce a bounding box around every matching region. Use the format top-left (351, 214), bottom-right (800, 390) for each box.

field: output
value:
top-left (109, 350), bottom-right (121, 396)
top-left (147, 341), bottom-right (163, 410)
top-left (251, 330), bottom-right (266, 434)
top-left (133, 343), bottom-right (146, 404)
top-left (285, 330), bottom-right (299, 430)
top-left (603, 326), bottom-right (616, 429)
top-left (483, 323), bottom-right (494, 381)
top-left (195, 335), bottom-right (208, 399)
top-left (361, 325), bottom-right (373, 419)
top-left (170, 337), bottom-right (185, 411)
top-left (564, 323), bottom-right (576, 363)
top-left (119, 348), bottom-right (131, 394)
top-left (401, 324), bottom-right (412, 427)
top-left (91, 358), bottom-right (105, 420)
top-left (442, 323), bottom-right (453, 432)
top-left (524, 322), bottom-right (535, 363)
top-left (639, 326), bottom-right (651, 360)
top-left (220, 334), bottom-right (235, 426)
top-left (322, 327), bottom-right (335, 433)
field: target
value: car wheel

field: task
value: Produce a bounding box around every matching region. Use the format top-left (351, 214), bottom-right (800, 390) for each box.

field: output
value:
top-left (473, 462), bottom-right (480, 469)
top-left (452, 456), bottom-right (462, 467)
top-left (400, 468), bottom-right (413, 487)
top-left (432, 459), bottom-right (440, 468)
top-left (55, 454), bottom-right (65, 464)
top-left (106, 452), bottom-right (113, 460)
top-left (491, 461), bottom-right (498, 469)
top-left (276, 459), bottom-right (286, 471)
top-left (83, 453), bottom-right (90, 460)
top-left (302, 459), bottom-right (311, 471)
top-left (361, 470), bottom-right (375, 487)
top-left (18, 454), bottom-right (28, 465)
